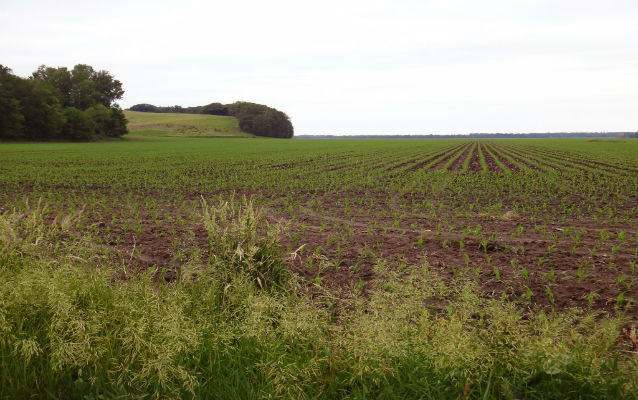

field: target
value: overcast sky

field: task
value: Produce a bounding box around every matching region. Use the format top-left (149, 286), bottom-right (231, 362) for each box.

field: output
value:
top-left (1, 0), bottom-right (636, 134)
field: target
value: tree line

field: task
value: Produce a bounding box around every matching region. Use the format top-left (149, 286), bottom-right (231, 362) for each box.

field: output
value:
top-left (297, 132), bottom-right (638, 139)
top-left (0, 64), bottom-right (127, 141)
top-left (129, 101), bottom-right (294, 138)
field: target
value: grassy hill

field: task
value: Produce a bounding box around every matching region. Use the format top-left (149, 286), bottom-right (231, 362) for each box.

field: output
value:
top-left (124, 110), bottom-right (253, 137)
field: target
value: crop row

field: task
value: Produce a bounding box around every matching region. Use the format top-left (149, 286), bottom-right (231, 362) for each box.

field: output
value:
top-left (0, 138), bottom-right (636, 312)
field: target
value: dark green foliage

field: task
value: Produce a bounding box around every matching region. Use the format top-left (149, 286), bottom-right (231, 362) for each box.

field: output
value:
top-left (1, 67), bottom-right (64, 140)
top-left (0, 95), bottom-right (23, 139)
top-left (15, 79), bottom-right (65, 140)
top-left (128, 101), bottom-right (294, 138)
top-left (0, 64), bottom-right (127, 141)
top-left (0, 66), bottom-right (26, 140)
top-left (200, 102), bottom-right (229, 116)
top-left (129, 102), bottom-right (229, 116)
top-left (128, 103), bottom-right (159, 112)
top-left (85, 104), bottom-right (128, 138)
top-left (106, 106), bottom-right (128, 137)
top-left (61, 107), bottom-right (94, 140)
top-left (227, 101), bottom-right (293, 138)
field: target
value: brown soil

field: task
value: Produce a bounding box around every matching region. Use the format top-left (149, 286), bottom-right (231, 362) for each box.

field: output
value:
top-left (518, 147), bottom-right (637, 175)
top-left (466, 143), bottom-right (482, 172)
top-left (6, 144), bottom-right (636, 315)
top-left (500, 146), bottom-right (567, 172)
top-left (448, 143), bottom-right (474, 171)
top-left (485, 145), bottom-right (522, 172)
top-left (406, 145), bottom-right (465, 172)
top-left (533, 146), bottom-right (638, 171)
top-left (277, 192), bottom-right (636, 313)
top-left (490, 145), bottom-right (543, 172)
top-left (387, 158), bottom-right (420, 171)
top-left (480, 144), bottom-right (508, 172)
top-left (428, 144), bottom-right (469, 171)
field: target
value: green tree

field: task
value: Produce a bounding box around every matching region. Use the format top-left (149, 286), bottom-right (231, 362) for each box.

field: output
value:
top-left (61, 107), bottom-right (94, 140)
top-left (227, 102), bottom-right (293, 138)
top-left (17, 79), bottom-right (65, 140)
top-left (32, 64), bottom-right (124, 111)
top-left (32, 66), bottom-right (73, 107)
top-left (0, 66), bottom-right (25, 140)
top-left (1, 63), bottom-right (127, 141)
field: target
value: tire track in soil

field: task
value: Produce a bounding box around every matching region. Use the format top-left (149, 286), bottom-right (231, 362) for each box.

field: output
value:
top-left (448, 143), bottom-right (475, 171)
top-left (506, 147), bottom-right (578, 172)
top-left (266, 152), bottom-right (363, 171)
top-left (490, 144), bottom-right (544, 172)
top-left (383, 146), bottom-right (462, 180)
top-left (519, 147), bottom-right (637, 175)
top-left (320, 155), bottom-right (381, 173)
top-left (343, 148), bottom-right (431, 173)
top-left (521, 149), bottom-right (626, 176)
top-left (366, 150), bottom-right (433, 172)
top-left (441, 143), bottom-right (473, 171)
top-left (364, 153), bottom-right (420, 172)
top-left (501, 145), bottom-right (583, 173)
top-left (483, 144), bottom-right (523, 172)
top-left (386, 158), bottom-right (421, 171)
top-left (385, 147), bottom-right (454, 172)
top-left (480, 143), bottom-right (508, 172)
top-left (466, 143), bottom-right (482, 172)
top-left (316, 152), bottom-right (401, 173)
top-left (403, 144), bottom-right (468, 173)
top-left (266, 158), bottom-right (331, 171)
top-left (427, 143), bottom-right (471, 171)
top-left (532, 147), bottom-right (638, 172)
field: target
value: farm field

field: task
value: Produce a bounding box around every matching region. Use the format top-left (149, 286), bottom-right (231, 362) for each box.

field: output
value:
top-left (124, 110), bottom-right (253, 137)
top-left (2, 136), bottom-right (636, 311)
top-left (1, 134), bottom-right (637, 398)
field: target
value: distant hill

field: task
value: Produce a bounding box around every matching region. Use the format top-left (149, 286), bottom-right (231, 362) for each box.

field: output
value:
top-left (124, 111), bottom-right (254, 138)
top-left (127, 101), bottom-right (294, 138)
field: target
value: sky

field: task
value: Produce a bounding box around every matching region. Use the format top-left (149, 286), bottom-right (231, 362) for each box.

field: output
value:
top-left (1, 0), bottom-right (636, 135)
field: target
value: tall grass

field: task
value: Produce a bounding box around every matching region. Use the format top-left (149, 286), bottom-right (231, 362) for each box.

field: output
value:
top-left (0, 201), bottom-right (635, 399)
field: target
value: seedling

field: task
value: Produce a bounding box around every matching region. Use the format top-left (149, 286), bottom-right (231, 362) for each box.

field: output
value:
top-left (523, 288), bottom-right (533, 302)
top-left (545, 286), bottom-right (555, 305)
top-left (587, 291), bottom-right (598, 307)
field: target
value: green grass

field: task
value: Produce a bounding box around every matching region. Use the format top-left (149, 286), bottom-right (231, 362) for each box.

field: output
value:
top-left (124, 110), bottom-right (254, 138)
top-left (1, 137), bottom-right (637, 398)
top-left (0, 200), bottom-right (635, 399)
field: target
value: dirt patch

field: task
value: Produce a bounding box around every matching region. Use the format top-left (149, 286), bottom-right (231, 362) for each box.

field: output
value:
top-left (405, 145), bottom-right (463, 172)
top-left (428, 145), bottom-right (468, 171)
top-left (482, 144), bottom-right (519, 172)
top-left (466, 143), bottom-right (482, 172)
top-left (448, 143), bottom-right (474, 171)
top-left (265, 189), bottom-right (637, 313)
top-left (491, 145), bottom-right (543, 172)
top-left (387, 158), bottom-right (420, 171)
top-left (521, 147), bottom-right (638, 175)
top-left (5, 141), bottom-right (636, 314)
top-left (480, 144), bottom-right (505, 172)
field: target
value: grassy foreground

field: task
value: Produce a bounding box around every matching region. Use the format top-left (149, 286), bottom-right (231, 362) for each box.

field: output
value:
top-left (1, 198), bottom-right (635, 399)
top-left (124, 110), bottom-right (253, 137)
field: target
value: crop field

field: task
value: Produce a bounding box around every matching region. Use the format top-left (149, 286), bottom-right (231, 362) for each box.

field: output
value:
top-left (2, 136), bottom-right (636, 311)
top-left (1, 134), bottom-right (637, 397)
